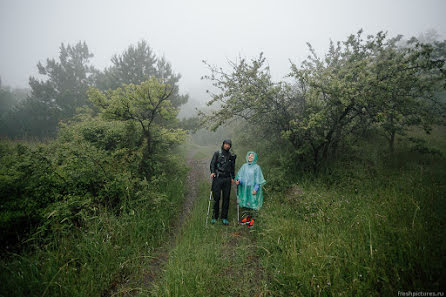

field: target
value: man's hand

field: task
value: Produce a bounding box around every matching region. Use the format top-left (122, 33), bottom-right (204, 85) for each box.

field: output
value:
top-left (210, 173), bottom-right (216, 179)
top-left (252, 190), bottom-right (257, 195)
top-left (231, 179), bottom-right (234, 184)
top-left (235, 180), bottom-right (240, 185)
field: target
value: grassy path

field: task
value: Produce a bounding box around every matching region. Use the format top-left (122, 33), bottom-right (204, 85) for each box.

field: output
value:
top-left (149, 181), bottom-right (268, 297)
top-left (146, 143), bottom-right (268, 296)
top-left (108, 143), bottom-right (267, 296)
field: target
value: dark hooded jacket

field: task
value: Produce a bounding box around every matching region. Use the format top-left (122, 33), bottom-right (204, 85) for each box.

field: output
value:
top-left (210, 140), bottom-right (236, 179)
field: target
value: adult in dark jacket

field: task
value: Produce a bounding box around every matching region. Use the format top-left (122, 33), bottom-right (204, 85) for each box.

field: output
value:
top-left (210, 139), bottom-right (236, 225)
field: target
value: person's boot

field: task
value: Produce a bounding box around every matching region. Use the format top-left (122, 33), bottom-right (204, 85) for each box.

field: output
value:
top-left (211, 218), bottom-right (217, 224)
top-left (241, 216), bottom-right (250, 225)
top-left (222, 219), bottom-right (229, 225)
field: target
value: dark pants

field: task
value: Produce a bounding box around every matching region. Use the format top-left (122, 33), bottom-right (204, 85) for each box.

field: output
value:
top-left (212, 177), bottom-right (231, 219)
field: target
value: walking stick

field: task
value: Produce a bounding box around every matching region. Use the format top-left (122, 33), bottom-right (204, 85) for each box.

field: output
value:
top-left (236, 183), bottom-right (240, 223)
top-left (237, 197), bottom-right (240, 223)
top-left (206, 190), bottom-right (212, 225)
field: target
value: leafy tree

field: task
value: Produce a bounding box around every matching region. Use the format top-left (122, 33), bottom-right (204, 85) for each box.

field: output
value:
top-left (29, 41), bottom-right (95, 119)
top-left (365, 38), bottom-right (445, 151)
top-left (3, 96), bottom-right (59, 138)
top-left (88, 78), bottom-right (186, 178)
top-left (0, 83), bottom-right (30, 137)
top-left (201, 53), bottom-right (295, 136)
top-left (94, 40), bottom-right (188, 108)
top-left (177, 116), bottom-right (201, 133)
top-left (94, 40), bottom-right (157, 90)
top-left (0, 80), bottom-right (16, 114)
top-left (202, 31), bottom-right (446, 171)
top-left (2, 41), bottom-right (96, 138)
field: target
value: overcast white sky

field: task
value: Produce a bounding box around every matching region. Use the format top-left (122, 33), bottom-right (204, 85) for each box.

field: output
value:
top-left (1, 0), bottom-right (445, 106)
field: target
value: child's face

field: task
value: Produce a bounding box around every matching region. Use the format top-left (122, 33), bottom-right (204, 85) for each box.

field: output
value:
top-left (248, 153), bottom-right (254, 162)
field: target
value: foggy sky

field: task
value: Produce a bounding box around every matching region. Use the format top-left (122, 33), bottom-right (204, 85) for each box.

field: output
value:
top-left (1, 0), bottom-right (446, 108)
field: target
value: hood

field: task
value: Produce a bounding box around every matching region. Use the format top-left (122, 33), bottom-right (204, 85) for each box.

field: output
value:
top-left (221, 139), bottom-right (232, 150)
top-left (245, 151), bottom-right (258, 164)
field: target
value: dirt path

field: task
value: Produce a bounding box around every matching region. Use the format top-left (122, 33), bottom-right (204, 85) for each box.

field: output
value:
top-left (105, 146), bottom-right (265, 296)
top-left (103, 152), bottom-right (209, 297)
top-left (138, 156), bottom-right (209, 291)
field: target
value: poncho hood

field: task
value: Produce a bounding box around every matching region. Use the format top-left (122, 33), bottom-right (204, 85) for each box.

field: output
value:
top-left (246, 151), bottom-right (258, 164)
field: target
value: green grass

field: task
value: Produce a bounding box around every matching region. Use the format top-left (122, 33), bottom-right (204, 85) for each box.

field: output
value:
top-left (148, 182), bottom-right (269, 297)
top-left (3, 136), bottom-right (444, 296)
top-left (254, 157), bottom-right (446, 296)
top-left (0, 166), bottom-right (187, 297)
top-left (147, 135), bottom-right (446, 296)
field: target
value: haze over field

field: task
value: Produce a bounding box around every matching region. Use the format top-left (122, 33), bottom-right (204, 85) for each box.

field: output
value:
top-left (1, 0), bottom-right (446, 111)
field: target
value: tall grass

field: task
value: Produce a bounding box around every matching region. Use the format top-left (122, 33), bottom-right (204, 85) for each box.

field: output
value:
top-left (149, 182), bottom-right (270, 297)
top-left (254, 144), bottom-right (446, 296)
top-left (0, 165), bottom-right (187, 297)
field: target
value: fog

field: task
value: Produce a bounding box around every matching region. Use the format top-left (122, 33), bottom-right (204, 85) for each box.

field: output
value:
top-left (1, 0), bottom-right (446, 111)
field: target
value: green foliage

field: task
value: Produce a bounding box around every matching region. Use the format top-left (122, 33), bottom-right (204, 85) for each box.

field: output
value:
top-left (0, 115), bottom-right (188, 297)
top-left (1, 70), bottom-right (191, 295)
top-left (177, 116), bottom-right (201, 133)
top-left (29, 41), bottom-right (95, 117)
top-left (148, 182), bottom-right (269, 297)
top-left (0, 141), bottom-right (64, 246)
top-left (0, 85), bottom-right (30, 137)
top-left (2, 40), bottom-right (188, 140)
top-left (0, 164), bottom-right (187, 297)
top-left (0, 80), bottom-right (187, 248)
top-left (202, 30), bottom-right (446, 171)
top-left (89, 78), bottom-right (178, 124)
top-left (93, 40), bottom-right (188, 108)
top-left (88, 78), bottom-right (186, 178)
top-left (1, 42), bottom-right (96, 138)
top-left (0, 85), bottom-right (16, 114)
top-left (255, 150), bottom-right (445, 296)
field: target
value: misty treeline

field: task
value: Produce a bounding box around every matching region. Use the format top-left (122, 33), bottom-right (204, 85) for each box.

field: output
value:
top-left (202, 30), bottom-right (446, 172)
top-left (0, 40), bottom-right (191, 138)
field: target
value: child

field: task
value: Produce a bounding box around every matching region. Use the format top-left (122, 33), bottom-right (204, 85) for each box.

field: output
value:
top-left (235, 151), bottom-right (266, 228)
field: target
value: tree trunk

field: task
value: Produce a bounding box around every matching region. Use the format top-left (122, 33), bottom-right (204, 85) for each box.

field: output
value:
top-left (145, 128), bottom-right (152, 156)
top-left (139, 128), bottom-right (153, 179)
top-left (389, 131), bottom-right (395, 153)
top-left (312, 144), bottom-right (320, 173)
top-left (389, 114), bottom-right (395, 153)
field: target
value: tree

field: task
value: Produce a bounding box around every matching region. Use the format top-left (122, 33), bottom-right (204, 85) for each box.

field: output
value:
top-left (3, 41), bottom-right (97, 138)
top-left (88, 78), bottom-right (185, 178)
top-left (0, 82), bottom-right (16, 115)
top-left (29, 41), bottom-right (95, 119)
top-left (201, 53), bottom-right (295, 135)
top-left (93, 40), bottom-right (188, 108)
top-left (0, 82), bottom-right (31, 137)
top-left (202, 30), bottom-right (446, 171)
top-left (357, 35), bottom-right (445, 152)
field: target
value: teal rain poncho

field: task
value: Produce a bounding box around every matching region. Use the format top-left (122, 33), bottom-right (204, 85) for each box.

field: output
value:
top-left (236, 151), bottom-right (266, 210)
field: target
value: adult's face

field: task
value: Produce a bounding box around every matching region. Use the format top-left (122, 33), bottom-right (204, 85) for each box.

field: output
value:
top-left (223, 143), bottom-right (231, 150)
top-left (248, 153), bottom-right (254, 162)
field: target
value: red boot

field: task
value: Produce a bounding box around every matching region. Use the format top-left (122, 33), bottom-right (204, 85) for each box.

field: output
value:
top-left (241, 216), bottom-right (250, 225)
